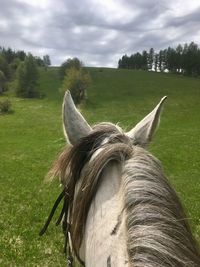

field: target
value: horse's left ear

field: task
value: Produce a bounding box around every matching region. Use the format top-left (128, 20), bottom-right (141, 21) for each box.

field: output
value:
top-left (126, 96), bottom-right (167, 147)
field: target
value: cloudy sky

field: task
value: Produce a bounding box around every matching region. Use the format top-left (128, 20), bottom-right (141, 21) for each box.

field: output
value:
top-left (1, 0), bottom-right (200, 67)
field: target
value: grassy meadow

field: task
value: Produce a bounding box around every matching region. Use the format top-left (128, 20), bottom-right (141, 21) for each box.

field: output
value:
top-left (0, 67), bottom-right (200, 266)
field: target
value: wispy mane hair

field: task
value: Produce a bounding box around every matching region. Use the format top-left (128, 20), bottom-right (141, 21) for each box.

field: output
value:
top-left (48, 123), bottom-right (200, 266)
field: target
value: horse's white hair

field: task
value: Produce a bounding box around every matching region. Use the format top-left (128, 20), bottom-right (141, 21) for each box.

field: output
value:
top-left (47, 92), bottom-right (200, 267)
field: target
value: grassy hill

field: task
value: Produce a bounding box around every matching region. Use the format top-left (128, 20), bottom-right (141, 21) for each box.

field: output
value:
top-left (0, 67), bottom-right (200, 266)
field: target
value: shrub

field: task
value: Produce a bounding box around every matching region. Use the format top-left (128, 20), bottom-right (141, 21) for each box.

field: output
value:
top-left (60, 67), bottom-right (91, 105)
top-left (0, 99), bottom-right (12, 114)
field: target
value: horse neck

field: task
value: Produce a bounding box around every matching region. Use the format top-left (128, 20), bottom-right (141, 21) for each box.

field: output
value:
top-left (76, 145), bottom-right (200, 267)
top-left (79, 160), bottom-right (130, 267)
top-left (123, 147), bottom-right (200, 267)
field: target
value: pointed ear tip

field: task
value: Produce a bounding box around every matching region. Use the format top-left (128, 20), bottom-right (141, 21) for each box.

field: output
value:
top-left (158, 96), bottom-right (167, 106)
top-left (161, 96), bottom-right (167, 102)
top-left (64, 90), bottom-right (70, 98)
top-left (63, 90), bottom-right (72, 105)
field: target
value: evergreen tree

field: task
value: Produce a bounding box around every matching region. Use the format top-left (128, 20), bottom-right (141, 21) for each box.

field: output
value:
top-left (0, 54), bottom-right (11, 79)
top-left (2, 47), bottom-right (15, 64)
top-left (34, 57), bottom-right (45, 67)
top-left (142, 50), bottom-right (148, 70)
top-left (154, 53), bottom-right (159, 72)
top-left (0, 70), bottom-right (6, 93)
top-left (176, 44), bottom-right (183, 73)
top-left (148, 48), bottom-right (154, 70)
top-left (16, 50), bottom-right (26, 61)
top-left (186, 42), bottom-right (199, 76)
top-left (135, 52), bottom-right (143, 69)
top-left (158, 50), bottom-right (165, 72)
top-left (15, 54), bottom-right (39, 98)
top-left (118, 59), bottom-right (122, 68)
top-left (43, 55), bottom-right (51, 68)
top-left (118, 55), bottom-right (130, 69)
top-left (182, 43), bottom-right (188, 74)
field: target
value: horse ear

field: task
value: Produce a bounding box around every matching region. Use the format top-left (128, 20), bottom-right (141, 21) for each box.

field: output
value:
top-left (126, 96), bottom-right (167, 147)
top-left (62, 91), bottom-right (92, 144)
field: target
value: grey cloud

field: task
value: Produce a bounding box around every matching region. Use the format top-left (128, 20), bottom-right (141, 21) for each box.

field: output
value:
top-left (0, 0), bottom-right (29, 19)
top-left (166, 7), bottom-right (200, 27)
top-left (0, 0), bottom-right (200, 66)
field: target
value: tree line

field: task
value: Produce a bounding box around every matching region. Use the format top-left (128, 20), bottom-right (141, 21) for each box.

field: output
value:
top-left (0, 46), bottom-right (51, 97)
top-left (118, 42), bottom-right (200, 76)
top-left (0, 45), bottom-right (91, 107)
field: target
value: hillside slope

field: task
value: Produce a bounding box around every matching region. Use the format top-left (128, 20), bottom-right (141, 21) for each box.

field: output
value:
top-left (0, 67), bottom-right (199, 266)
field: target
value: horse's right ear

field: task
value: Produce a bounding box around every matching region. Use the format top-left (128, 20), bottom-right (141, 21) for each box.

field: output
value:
top-left (126, 96), bottom-right (167, 147)
top-left (62, 91), bottom-right (92, 145)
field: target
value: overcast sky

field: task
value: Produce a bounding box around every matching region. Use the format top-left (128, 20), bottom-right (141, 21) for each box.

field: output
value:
top-left (1, 0), bottom-right (200, 67)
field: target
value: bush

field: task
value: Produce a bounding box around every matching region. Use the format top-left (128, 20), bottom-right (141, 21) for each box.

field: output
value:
top-left (60, 67), bottom-right (91, 105)
top-left (0, 99), bottom-right (12, 114)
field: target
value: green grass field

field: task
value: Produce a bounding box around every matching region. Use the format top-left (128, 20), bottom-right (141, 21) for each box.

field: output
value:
top-left (0, 67), bottom-right (200, 266)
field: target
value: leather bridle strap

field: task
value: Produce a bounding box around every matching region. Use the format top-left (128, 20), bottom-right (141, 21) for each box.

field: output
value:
top-left (39, 189), bottom-right (75, 266)
top-left (39, 189), bottom-right (85, 266)
top-left (39, 189), bottom-right (65, 236)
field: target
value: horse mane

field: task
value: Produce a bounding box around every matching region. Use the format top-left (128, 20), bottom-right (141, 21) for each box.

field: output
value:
top-left (124, 149), bottom-right (200, 266)
top-left (48, 123), bottom-right (200, 266)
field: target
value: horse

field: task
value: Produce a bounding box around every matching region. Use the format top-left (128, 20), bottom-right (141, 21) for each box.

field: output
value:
top-left (40, 91), bottom-right (200, 267)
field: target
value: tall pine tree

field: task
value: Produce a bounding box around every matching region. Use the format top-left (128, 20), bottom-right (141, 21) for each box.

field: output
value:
top-left (16, 54), bottom-right (39, 98)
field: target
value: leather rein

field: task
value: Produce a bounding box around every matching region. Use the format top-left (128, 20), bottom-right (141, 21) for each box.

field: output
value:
top-left (39, 187), bottom-right (84, 267)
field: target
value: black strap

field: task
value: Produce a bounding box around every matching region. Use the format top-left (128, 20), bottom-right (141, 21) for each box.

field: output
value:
top-left (56, 193), bottom-right (68, 226)
top-left (39, 188), bottom-right (85, 266)
top-left (39, 189), bottom-right (65, 236)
